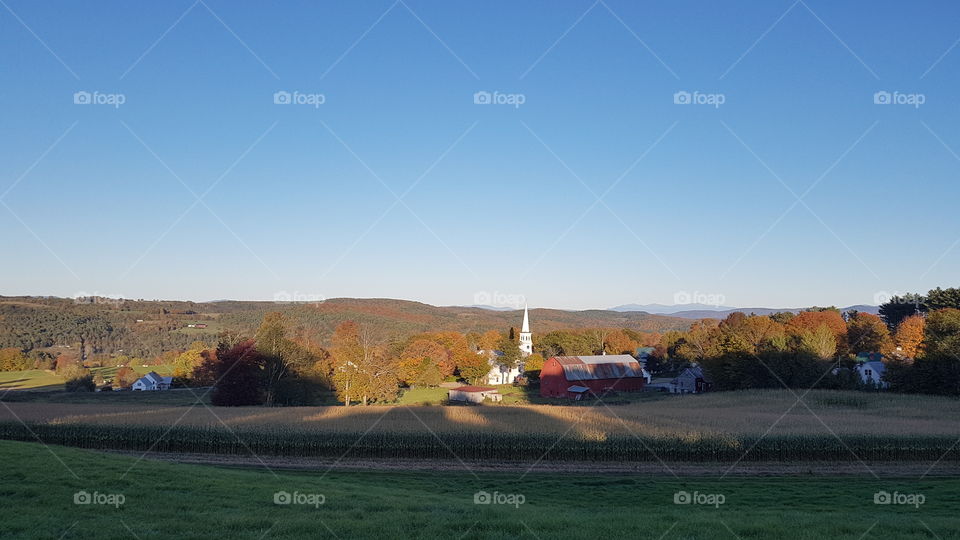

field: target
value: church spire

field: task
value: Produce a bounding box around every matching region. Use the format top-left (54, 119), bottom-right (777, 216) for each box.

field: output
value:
top-left (518, 304), bottom-right (532, 357)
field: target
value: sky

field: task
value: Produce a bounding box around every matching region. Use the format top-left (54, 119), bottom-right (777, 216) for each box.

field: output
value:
top-left (1, 0), bottom-right (959, 311)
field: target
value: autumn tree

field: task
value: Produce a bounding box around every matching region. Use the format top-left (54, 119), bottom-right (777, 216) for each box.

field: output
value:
top-left (536, 330), bottom-right (593, 357)
top-left (114, 366), bottom-right (139, 388)
top-left (254, 312), bottom-right (322, 406)
top-left (523, 353), bottom-right (545, 375)
top-left (330, 321), bottom-right (397, 405)
top-left (208, 339), bottom-right (264, 406)
top-left (674, 319), bottom-right (721, 362)
top-left (172, 341), bottom-right (209, 378)
top-left (740, 316), bottom-right (787, 352)
top-left (0, 348), bottom-right (29, 371)
top-left (894, 315), bottom-right (925, 360)
top-left (787, 310), bottom-right (847, 357)
top-left (603, 330), bottom-right (638, 355)
top-left (798, 325), bottom-right (837, 359)
top-left (399, 338), bottom-right (452, 385)
top-left (477, 330), bottom-right (502, 351)
top-left (331, 321), bottom-right (366, 405)
top-left (908, 309), bottom-right (960, 395)
top-left (456, 350), bottom-right (491, 384)
top-left (845, 313), bottom-right (893, 355)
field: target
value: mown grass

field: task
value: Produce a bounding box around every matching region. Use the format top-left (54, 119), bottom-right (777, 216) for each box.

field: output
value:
top-left (0, 370), bottom-right (63, 390)
top-left (2, 440), bottom-right (959, 539)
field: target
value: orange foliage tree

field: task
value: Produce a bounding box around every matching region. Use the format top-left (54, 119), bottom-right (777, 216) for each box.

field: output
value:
top-left (894, 314), bottom-right (925, 360)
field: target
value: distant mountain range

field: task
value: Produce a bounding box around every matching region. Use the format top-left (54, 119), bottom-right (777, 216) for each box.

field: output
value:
top-left (608, 303), bottom-right (880, 319)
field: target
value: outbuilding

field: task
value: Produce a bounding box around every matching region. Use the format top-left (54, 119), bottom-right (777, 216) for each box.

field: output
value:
top-left (540, 355), bottom-right (647, 398)
top-left (448, 385), bottom-right (502, 404)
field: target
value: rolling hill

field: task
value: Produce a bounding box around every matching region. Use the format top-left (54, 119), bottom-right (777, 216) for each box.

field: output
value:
top-left (0, 296), bottom-right (691, 358)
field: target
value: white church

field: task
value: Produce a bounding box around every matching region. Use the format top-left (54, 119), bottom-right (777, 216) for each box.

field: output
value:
top-left (483, 305), bottom-right (532, 385)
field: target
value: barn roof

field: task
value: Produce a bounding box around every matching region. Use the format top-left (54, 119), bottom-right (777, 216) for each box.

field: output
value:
top-left (451, 385), bottom-right (497, 393)
top-left (551, 355), bottom-right (645, 381)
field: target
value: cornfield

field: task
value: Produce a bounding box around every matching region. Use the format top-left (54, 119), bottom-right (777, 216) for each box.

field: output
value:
top-left (1, 421), bottom-right (958, 462)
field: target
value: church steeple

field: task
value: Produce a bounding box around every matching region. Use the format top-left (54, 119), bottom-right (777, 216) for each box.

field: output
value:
top-left (518, 304), bottom-right (532, 357)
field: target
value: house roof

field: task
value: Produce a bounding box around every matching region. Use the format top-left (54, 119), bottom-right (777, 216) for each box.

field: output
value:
top-left (551, 355), bottom-right (646, 381)
top-left (135, 372), bottom-right (172, 386)
top-left (673, 366), bottom-right (708, 383)
top-left (858, 361), bottom-right (885, 371)
top-left (451, 385), bottom-right (497, 393)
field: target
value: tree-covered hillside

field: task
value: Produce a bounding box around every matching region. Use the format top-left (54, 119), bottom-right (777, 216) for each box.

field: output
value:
top-left (0, 296), bottom-right (690, 358)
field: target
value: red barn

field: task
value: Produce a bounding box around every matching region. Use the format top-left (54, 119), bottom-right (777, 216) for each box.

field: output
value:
top-left (540, 355), bottom-right (647, 399)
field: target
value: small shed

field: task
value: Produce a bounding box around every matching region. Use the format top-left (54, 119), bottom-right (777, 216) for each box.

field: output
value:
top-left (669, 366), bottom-right (711, 394)
top-left (567, 385), bottom-right (590, 400)
top-left (448, 385), bottom-right (502, 404)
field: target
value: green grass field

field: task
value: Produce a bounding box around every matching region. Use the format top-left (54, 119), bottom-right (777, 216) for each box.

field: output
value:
top-left (0, 365), bottom-right (176, 394)
top-left (0, 370), bottom-right (64, 390)
top-left (1, 440), bottom-right (957, 539)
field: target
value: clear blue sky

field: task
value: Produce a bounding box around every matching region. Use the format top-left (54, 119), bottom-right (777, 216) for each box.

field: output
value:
top-left (2, 0), bottom-right (958, 310)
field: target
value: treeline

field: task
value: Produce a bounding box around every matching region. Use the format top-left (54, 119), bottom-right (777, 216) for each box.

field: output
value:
top-left (652, 287), bottom-right (960, 395)
top-left (173, 314), bottom-right (663, 406)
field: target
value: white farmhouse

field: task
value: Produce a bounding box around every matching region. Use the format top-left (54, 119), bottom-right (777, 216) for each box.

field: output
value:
top-left (131, 371), bottom-right (173, 391)
top-left (856, 360), bottom-right (887, 388)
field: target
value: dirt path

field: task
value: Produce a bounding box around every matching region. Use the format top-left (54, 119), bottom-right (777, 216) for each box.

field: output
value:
top-left (111, 450), bottom-right (960, 477)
